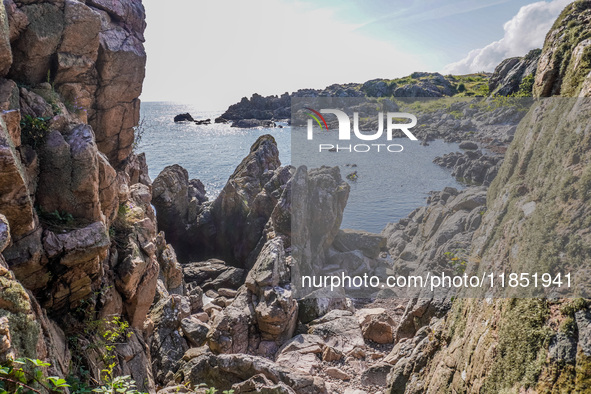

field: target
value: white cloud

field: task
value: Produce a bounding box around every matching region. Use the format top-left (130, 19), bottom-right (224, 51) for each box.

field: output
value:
top-left (141, 0), bottom-right (426, 109)
top-left (442, 0), bottom-right (573, 74)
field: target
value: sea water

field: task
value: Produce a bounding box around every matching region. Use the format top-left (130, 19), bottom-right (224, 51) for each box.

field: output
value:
top-left (138, 102), bottom-right (463, 233)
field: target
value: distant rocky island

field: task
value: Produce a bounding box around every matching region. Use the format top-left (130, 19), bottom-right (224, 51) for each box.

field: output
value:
top-left (219, 48), bottom-right (541, 127)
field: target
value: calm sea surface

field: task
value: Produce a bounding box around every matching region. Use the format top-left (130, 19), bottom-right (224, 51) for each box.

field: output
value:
top-left (138, 102), bottom-right (463, 233)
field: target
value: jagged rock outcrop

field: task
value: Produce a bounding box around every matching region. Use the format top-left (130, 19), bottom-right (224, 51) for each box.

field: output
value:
top-left (207, 237), bottom-right (298, 357)
top-left (382, 187), bottom-right (486, 286)
top-left (221, 92), bottom-right (292, 121)
top-left (533, 0), bottom-right (591, 97)
top-left (488, 49), bottom-right (541, 96)
top-left (153, 135), bottom-right (291, 265)
top-left (407, 97), bottom-right (527, 145)
top-left (291, 166), bottom-right (350, 288)
top-left (231, 119), bottom-right (276, 128)
top-left (152, 164), bottom-right (207, 261)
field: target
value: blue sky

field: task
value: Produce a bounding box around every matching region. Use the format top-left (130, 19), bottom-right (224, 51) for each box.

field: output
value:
top-left (141, 0), bottom-right (572, 109)
top-left (291, 0), bottom-right (532, 64)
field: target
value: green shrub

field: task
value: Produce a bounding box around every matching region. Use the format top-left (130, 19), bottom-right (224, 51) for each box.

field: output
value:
top-left (511, 74), bottom-right (535, 97)
top-left (20, 115), bottom-right (51, 148)
top-left (0, 358), bottom-right (70, 394)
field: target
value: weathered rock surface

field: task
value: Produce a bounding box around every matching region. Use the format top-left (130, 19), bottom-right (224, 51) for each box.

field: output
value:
top-left (0, 115), bottom-right (34, 239)
top-left (152, 164), bottom-right (208, 261)
top-left (400, 72), bottom-right (591, 391)
top-left (308, 310), bottom-right (365, 355)
top-left (182, 259), bottom-right (245, 292)
top-left (153, 135), bottom-right (290, 265)
top-left (533, 1), bottom-right (591, 97)
top-left (333, 229), bottom-right (386, 259)
top-left (207, 237), bottom-right (297, 357)
top-left (176, 353), bottom-right (327, 394)
top-left (488, 49), bottom-right (541, 96)
top-left (297, 287), bottom-right (352, 324)
top-left (291, 165), bottom-right (350, 285)
top-left (356, 308), bottom-right (395, 344)
top-left (0, 0), bottom-right (166, 392)
top-left (0, 2), bottom-right (12, 77)
top-left (37, 125), bottom-right (105, 223)
top-left (148, 294), bottom-right (190, 385)
top-left (382, 186), bottom-right (486, 292)
top-left (433, 150), bottom-right (503, 186)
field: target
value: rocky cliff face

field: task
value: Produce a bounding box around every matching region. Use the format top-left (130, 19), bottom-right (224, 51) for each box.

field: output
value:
top-left (0, 0), bottom-right (166, 391)
top-left (534, 0), bottom-right (591, 97)
top-left (3, 0), bottom-right (146, 165)
top-left (386, 2), bottom-right (591, 392)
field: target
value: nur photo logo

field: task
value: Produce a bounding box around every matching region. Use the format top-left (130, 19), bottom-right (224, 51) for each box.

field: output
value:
top-left (304, 107), bottom-right (419, 152)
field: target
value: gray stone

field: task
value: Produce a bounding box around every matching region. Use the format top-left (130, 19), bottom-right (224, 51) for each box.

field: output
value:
top-left (576, 309), bottom-right (591, 357)
top-left (548, 332), bottom-right (576, 364)
top-left (333, 229), bottom-right (386, 259)
top-left (180, 317), bottom-right (209, 347)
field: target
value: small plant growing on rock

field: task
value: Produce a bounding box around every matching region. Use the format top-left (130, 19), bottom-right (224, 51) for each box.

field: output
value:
top-left (92, 317), bottom-right (145, 394)
top-left (36, 207), bottom-right (75, 229)
top-left (20, 115), bottom-right (51, 149)
top-left (444, 249), bottom-right (468, 274)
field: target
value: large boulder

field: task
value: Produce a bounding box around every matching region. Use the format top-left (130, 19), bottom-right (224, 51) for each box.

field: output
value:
top-left (182, 259), bottom-right (245, 291)
top-left (307, 310), bottom-right (365, 355)
top-left (148, 294), bottom-right (190, 385)
top-left (356, 308), bottom-right (395, 344)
